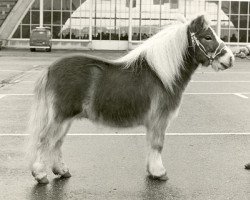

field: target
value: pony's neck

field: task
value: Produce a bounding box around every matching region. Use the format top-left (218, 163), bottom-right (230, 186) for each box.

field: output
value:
top-left (171, 31), bottom-right (200, 93)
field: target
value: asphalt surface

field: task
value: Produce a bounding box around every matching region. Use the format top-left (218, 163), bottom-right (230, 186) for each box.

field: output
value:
top-left (0, 49), bottom-right (250, 200)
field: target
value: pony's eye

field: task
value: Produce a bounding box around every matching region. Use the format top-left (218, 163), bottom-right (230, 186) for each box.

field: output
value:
top-left (205, 35), bottom-right (212, 40)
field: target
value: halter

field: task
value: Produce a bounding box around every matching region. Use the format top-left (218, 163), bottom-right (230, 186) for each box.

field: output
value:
top-left (189, 27), bottom-right (226, 65)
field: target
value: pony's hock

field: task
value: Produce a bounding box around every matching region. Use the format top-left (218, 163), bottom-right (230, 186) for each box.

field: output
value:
top-left (27, 15), bottom-right (234, 184)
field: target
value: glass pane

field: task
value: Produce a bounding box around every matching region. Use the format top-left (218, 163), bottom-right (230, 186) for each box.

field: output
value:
top-left (132, 27), bottom-right (140, 41)
top-left (52, 26), bottom-right (61, 39)
top-left (53, 0), bottom-right (61, 10)
top-left (53, 12), bottom-right (61, 25)
top-left (248, 30), bottom-right (250, 43)
top-left (240, 1), bottom-right (248, 14)
top-left (80, 27), bottom-right (89, 39)
top-left (239, 29), bottom-right (247, 43)
top-left (44, 0), bottom-right (52, 10)
top-left (170, 0), bottom-right (178, 9)
top-left (31, 11), bottom-right (40, 24)
top-left (62, 0), bottom-right (70, 10)
top-left (239, 15), bottom-right (247, 28)
top-left (22, 25), bottom-right (30, 38)
top-left (22, 11), bottom-right (30, 24)
top-left (111, 28), bottom-right (119, 40)
top-left (230, 15), bottom-right (238, 28)
top-left (44, 11), bottom-right (51, 24)
top-left (62, 12), bottom-right (70, 24)
top-left (101, 31), bottom-right (110, 40)
top-left (221, 29), bottom-right (229, 42)
top-left (221, 18), bottom-right (230, 28)
top-left (62, 31), bottom-right (70, 39)
top-left (13, 26), bottom-right (21, 38)
top-left (92, 27), bottom-right (100, 40)
top-left (71, 29), bottom-right (78, 39)
top-left (229, 29), bottom-right (238, 42)
top-left (72, 0), bottom-right (80, 11)
top-left (32, 0), bottom-right (39, 10)
top-left (231, 1), bottom-right (239, 14)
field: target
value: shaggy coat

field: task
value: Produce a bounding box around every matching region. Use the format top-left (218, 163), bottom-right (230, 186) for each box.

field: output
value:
top-left (28, 15), bottom-right (234, 184)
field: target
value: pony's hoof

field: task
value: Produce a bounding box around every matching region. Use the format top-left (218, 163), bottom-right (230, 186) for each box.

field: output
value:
top-left (245, 163), bottom-right (250, 170)
top-left (52, 168), bottom-right (71, 178)
top-left (60, 171), bottom-right (71, 179)
top-left (149, 173), bottom-right (168, 181)
top-left (32, 171), bottom-right (49, 184)
top-left (36, 176), bottom-right (49, 184)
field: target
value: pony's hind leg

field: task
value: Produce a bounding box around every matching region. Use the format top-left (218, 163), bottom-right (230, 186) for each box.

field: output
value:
top-left (51, 120), bottom-right (72, 178)
top-left (30, 120), bottom-right (63, 184)
top-left (146, 119), bottom-right (169, 181)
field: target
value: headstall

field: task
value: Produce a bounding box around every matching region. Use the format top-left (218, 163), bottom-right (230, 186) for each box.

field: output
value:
top-left (189, 27), bottom-right (226, 65)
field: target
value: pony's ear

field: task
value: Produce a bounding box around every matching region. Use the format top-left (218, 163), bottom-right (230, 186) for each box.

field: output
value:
top-left (189, 15), bottom-right (209, 33)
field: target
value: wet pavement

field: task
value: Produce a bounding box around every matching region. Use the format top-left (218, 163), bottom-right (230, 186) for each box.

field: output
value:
top-left (0, 49), bottom-right (250, 200)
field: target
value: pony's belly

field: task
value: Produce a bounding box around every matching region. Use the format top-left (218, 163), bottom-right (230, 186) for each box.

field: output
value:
top-left (92, 100), bottom-right (149, 127)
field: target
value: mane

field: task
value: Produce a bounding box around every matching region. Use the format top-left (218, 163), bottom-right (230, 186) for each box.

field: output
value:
top-left (115, 23), bottom-right (189, 91)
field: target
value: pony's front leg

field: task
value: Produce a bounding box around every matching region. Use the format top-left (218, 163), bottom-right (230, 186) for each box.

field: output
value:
top-left (146, 122), bottom-right (168, 181)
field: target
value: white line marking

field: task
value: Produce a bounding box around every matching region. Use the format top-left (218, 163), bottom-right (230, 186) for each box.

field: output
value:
top-left (0, 70), bottom-right (24, 72)
top-left (185, 92), bottom-right (250, 95)
top-left (0, 94), bottom-right (7, 99)
top-left (0, 93), bottom-right (250, 97)
top-left (1, 132), bottom-right (250, 136)
top-left (195, 72), bottom-right (250, 74)
top-left (191, 81), bottom-right (250, 83)
top-left (234, 93), bottom-right (249, 99)
top-left (0, 70), bottom-right (41, 73)
top-left (14, 80), bottom-right (250, 84)
top-left (1, 70), bottom-right (249, 74)
top-left (0, 94), bottom-right (34, 96)
top-left (17, 81), bottom-right (35, 83)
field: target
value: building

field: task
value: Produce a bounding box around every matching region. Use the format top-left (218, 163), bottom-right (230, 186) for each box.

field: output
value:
top-left (0, 0), bottom-right (249, 50)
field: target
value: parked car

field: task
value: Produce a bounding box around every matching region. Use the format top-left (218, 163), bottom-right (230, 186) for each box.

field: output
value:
top-left (29, 27), bottom-right (52, 52)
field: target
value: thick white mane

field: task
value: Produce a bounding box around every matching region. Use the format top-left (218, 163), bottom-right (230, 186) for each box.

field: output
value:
top-left (115, 23), bottom-right (189, 91)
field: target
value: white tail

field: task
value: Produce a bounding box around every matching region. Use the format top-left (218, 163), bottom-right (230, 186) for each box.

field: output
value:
top-left (27, 69), bottom-right (53, 167)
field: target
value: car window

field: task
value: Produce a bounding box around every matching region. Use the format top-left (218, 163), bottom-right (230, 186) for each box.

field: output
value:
top-left (32, 31), bottom-right (47, 40)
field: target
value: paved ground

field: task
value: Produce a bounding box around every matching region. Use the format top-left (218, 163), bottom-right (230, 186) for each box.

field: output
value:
top-left (0, 49), bottom-right (250, 200)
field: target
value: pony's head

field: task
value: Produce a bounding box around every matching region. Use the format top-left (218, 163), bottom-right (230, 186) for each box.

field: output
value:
top-left (188, 15), bottom-right (234, 71)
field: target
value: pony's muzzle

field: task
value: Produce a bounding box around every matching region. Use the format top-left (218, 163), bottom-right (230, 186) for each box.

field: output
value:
top-left (220, 56), bottom-right (234, 69)
top-left (217, 47), bottom-right (235, 70)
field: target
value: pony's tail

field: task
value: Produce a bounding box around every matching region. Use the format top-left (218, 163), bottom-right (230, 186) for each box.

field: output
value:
top-left (26, 69), bottom-right (54, 168)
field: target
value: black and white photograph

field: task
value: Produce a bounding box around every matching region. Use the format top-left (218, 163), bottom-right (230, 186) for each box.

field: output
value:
top-left (0, 0), bottom-right (250, 199)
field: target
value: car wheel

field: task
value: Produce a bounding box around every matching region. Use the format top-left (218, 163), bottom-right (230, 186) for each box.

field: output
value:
top-left (30, 48), bottom-right (36, 52)
top-left (46, 46), bottom-right (51, 52)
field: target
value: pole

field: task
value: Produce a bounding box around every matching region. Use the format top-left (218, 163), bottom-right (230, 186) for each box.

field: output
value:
top-left (114, 0), bottom-right (117, 34)
top-left (128, 0), bottom-right (133, 43)
top-left (139, 0), bottom-right (142, 40)
top-left (184, 0), bottom-right (187, 18)
top-left (217, 0), bottom-right (221, 37)
top-left (39, 0), bottom-right (44, 28)
top-left (89, 0), bottom-right (93, 41)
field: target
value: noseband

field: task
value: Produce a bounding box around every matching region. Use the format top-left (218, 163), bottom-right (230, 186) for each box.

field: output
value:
top-left (189, 27), bottom-right (226, 65)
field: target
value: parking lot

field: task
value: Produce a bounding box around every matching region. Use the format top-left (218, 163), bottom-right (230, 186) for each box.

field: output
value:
top-left (0, 49), bottom-right (250, 200)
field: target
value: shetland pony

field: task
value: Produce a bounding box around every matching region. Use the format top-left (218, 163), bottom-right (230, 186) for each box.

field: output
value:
top-left (28, 15), bottom-right (234, 184)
